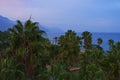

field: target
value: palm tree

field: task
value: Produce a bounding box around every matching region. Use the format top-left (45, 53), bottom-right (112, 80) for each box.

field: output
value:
top-left (106, 42), bottom-right (120, 80)
top-left (58, 30), bottom-right (81, 65)
top-left (8, 19), bottom-right (47, 79)
top-left (97, 38), bottom-right (103, 46)
top-left (82, 31), bottom-right (92, 50)
top-left (108, 39), bottom-right (114, 50)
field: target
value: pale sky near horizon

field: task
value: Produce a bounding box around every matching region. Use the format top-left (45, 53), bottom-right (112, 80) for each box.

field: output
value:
top-left (0, 0), bottom-right (120, 32)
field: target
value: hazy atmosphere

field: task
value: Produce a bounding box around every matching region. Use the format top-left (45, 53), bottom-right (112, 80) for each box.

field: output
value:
top-left (0, 0), bottom-right (120, 32)
top-left (0, 1), bottom-right (120, 80)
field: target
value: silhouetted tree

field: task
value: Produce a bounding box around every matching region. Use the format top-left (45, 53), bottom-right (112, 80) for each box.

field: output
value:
top-left (82, 31), bottom-right (92, 49)
top-left (8, 19), bottom-right (48, 79)
top-left (58, 30), bottom-right (81, 65)
top-left (108, 39), bottom-right (114, 50)
top-left (97, 38), bottom-right (103, 46)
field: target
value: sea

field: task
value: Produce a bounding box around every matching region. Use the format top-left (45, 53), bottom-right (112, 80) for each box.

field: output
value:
top-left (46, 32), bottom-right (120, 51)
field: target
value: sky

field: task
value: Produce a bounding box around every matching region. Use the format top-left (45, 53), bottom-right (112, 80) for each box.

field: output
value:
top-left (0, 0), bottom-right (120, 32)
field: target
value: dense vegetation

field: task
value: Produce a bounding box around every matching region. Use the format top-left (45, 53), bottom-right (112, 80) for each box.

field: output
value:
top-left (0, 19), bottom-right (120, 80)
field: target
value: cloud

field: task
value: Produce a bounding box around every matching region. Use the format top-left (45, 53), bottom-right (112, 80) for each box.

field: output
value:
top-left (0, 0), bottom-right (28, 19)
top-left (0, 0), bottom-right (26, 8)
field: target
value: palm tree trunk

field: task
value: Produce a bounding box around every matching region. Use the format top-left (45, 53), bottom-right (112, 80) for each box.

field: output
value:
top-left (25, 57), bottom-right (33, 80)
top-left (114, 65), bottom-right (120, 80)
top-left (25, 46), bottom-right (33, 80)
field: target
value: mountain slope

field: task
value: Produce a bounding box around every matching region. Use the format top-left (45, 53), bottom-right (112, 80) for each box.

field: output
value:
top-left (0, 15), bottom-right (63, 34)
top-left (0, 15), bottom-right (15, 31)
top-left (39, 25), bottom-right (63, 33)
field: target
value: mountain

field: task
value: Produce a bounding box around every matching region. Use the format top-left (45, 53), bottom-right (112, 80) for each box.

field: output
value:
top-left (0, 15), bottom-right (15, 31)
top-left (39, 25), bottom-right (63, 33)
top-left (0, 15), bottom-right (63, 34)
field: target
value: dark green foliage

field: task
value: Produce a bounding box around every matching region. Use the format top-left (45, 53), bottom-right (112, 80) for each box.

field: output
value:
top-left (0, 31), bottom-right (10, 55)
top-left (0, 19), bottom-right (120, 80)
top-left (82, 31), bottom-right (92, 49)
top-left (58, 30), bottom-right (81, 65)
top-left (50, 44), bottom-right (59, 59)
top-left (0, 19), bottom-right (51, 80)
top-left (108, 39), bottom-right (115, 50)
top-left (97, 38), bottom-right (103, 46)
top-left (79, 48), bottom-right (105, 80)
top-left (105, 42), bottom-right (120, 80)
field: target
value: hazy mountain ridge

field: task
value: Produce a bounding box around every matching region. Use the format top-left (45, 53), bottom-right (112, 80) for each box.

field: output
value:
top-left (0, 15), bottom-right (63, 33)
top-left (0, 15), bottom-right (15, 31)
top-left (39, 25), bottom-right (64, 34)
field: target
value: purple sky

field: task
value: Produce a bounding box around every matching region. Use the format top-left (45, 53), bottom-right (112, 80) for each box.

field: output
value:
top-left (0, 0), bottom-right (120, 32)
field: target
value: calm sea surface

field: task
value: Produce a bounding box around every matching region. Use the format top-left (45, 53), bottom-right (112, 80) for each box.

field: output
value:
top-left (47, 32), bottom-right (120, 50)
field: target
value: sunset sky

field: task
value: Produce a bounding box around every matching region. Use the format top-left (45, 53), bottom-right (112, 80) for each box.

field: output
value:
top-left (0, 0), bottom-right (120, 32)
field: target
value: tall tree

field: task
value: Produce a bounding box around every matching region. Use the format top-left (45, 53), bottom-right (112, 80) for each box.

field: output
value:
top-left (97, 38), bottom-right (103, 46)
top-left (8, 19), bottom-right (47, 79)
top-left (108, 39), bottom-right (114, 50)
top-left (58, 30), bottom-right (81, 65)
top-left (82, 31), bottom-right (92, 49)
top-left (106, 42), bottom-right (120, 80)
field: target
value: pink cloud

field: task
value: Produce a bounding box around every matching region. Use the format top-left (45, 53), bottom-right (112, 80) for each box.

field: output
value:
top-left (0, 0), bottom-right (31, 20)
top-left (0, 0), bottom-right (26, 7)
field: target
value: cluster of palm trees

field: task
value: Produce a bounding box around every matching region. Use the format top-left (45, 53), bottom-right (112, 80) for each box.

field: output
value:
top-left (0, 19), bottom-right (120, 80)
